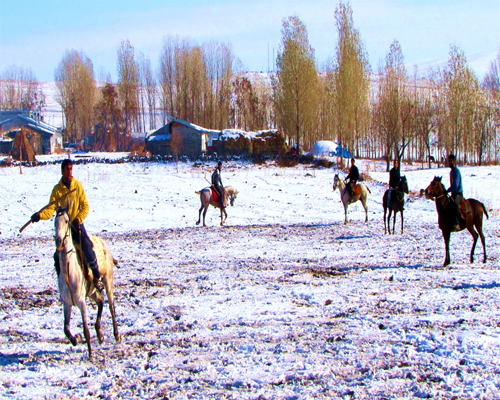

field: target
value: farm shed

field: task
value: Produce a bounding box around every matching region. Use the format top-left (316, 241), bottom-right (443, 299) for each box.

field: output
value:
top-left (218, 129), bottom-right (286, 156)
top-left (0, 114), bottom-right (63, 155)
top-left (146, 119), bottom-right (220, 158)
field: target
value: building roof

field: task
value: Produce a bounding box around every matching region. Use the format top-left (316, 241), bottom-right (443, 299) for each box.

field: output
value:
top-left (0, 114), bottom-right (62, 137)
top-left (146, 118), bottom-right (220, 141)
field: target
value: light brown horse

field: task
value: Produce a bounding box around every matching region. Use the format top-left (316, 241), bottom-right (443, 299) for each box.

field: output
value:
top-left (195, 186), bottom-right (238, 227)
top-left (54, 207), bottom-right (121, 359)
top-left (333, 174), bottom-right (371, 224)
top-left (425, 176), bottom-right (488, 267)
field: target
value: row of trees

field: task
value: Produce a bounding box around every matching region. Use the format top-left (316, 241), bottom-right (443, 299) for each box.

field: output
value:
top-left (273, 3), bottom-right (500, 167)
top-left (0, 65), bottom-right (44, 112)
top-left (1, 1), bottom-right (499, 164)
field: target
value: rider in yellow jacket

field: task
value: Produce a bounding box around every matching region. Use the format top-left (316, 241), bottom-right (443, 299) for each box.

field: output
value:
top-left (31, 159), bottom-right (103, 291)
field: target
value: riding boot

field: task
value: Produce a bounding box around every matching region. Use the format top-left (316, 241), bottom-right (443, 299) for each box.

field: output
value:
top-left (88, 259), bottom-right (104, 292)
top-left (452, 208), bottom-right (461, 232)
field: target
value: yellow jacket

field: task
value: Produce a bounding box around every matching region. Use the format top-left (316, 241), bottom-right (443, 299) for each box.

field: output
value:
top-left (40, 178), bottom-right (89, 224)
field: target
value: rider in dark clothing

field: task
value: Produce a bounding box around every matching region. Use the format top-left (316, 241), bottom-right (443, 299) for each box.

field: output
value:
top-left (344, 158), bottom-right (360, 197)
top-left (212, 161), bottom-right (224, 208)
top-left (446, 154), bottom-right (464, 231)
top-left (388, 159), bottom-right (401, 208)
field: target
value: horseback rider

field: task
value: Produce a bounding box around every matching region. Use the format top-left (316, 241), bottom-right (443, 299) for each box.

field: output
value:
top-left (212, 161), bottom-right (224, 209)
top-left (388, 159), bottom-right (401, 208)
top-left (30, 159), bottom-right (104, 292)
top-left (344, 158), bottom-right (359, 197)
top-left (446, 153), bottom-right (464, 231)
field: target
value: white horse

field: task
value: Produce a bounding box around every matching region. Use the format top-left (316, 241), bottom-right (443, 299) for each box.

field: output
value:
top-left (195, 186), bottom-right (238, 227)
top-left (333, 174), bottom-right (371, 224)
top-left (54, 207), bottom-right (121, 359)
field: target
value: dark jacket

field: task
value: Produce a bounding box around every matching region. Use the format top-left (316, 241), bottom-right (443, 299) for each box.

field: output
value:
top-left (447, 166), bottom-right (463, 196)
top-left (346, 165), bottom-right (359, 183)
top-left (212, 168), bottom-right (222, 187)
top-left (389, 167), bottom-right (400, 189)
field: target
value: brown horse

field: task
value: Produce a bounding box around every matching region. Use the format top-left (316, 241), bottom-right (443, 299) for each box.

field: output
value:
top-left (195, 186), bottom-right (238, 227)
top-left (383, 176), bottom-right (409, 234)
top-left (424, 176), bottom-right (488, 267)
top-left (333, 174), bottom-right (371, 224)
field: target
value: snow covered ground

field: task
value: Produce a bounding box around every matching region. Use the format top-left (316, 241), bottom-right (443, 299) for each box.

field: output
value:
top-left (0, 155), bottom-right (499, 399)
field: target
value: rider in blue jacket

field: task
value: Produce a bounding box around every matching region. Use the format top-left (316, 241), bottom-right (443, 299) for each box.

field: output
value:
top-left (446, 154), bottom-right (464, 230)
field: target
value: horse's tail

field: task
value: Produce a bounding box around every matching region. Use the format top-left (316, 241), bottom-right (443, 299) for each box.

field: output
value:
top-left (482, 202), bottom-right (490, 219)
top-left (366, 186), bottom-right (371, 194)
top-left (195, 191), bottom-right (201, 195)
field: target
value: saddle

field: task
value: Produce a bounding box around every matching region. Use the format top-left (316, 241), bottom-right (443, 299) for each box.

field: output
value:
top-left (211, 187), bottom-right (227, 207)
top-left (352, 184), bottom-right (362, 197)
top-left (458, 198), bottom-right (471, 221)
top-left (74, 243), bottom-right (93, 282)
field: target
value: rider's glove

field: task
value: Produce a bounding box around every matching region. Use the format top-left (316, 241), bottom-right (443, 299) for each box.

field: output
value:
top-left (31, 213), bottom-right (40, 223)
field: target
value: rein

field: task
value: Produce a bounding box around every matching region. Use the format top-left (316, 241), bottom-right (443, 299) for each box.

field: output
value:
top-left (56, 211), bottom-right (77, 306)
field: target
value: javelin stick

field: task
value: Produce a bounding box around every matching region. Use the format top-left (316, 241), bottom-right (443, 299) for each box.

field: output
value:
top-left (19, 188), bottom-right (76, 233)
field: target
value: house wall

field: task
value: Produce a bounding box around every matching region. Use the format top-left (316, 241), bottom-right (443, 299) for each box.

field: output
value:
top-left (173, 123), bottom-right (202, 158)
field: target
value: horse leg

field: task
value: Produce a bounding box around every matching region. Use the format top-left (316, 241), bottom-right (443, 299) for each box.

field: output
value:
top-left (90, 291), bottom-right (105, 344)
top-left (383, 206), bottom-right (388, 234)
top-left (78, 301), bottom-right (93, 359)
top-left (475, 218), bottom-right (487, 263)
top-left (478, 227), bottom-right (487, 263)
top-left (392, 211), bottom-right (397, 235)
top-left (466, 225), bottom-right (479, 264)
top-left (196, 204), bottom-right (204, 225)
top-left (103, 277), bottom-right (121, 343)
top-left (442, 230), bottom-right (451, 267)
top-left (63, 303), bottom-right (78, 346)
top-left (76, 299), bottom-right (92, 359)
top-left (344, 203), bottom-right (348, 224)
top-left (202, 206), bottom-right (208, 227)
top-left (361, 197), bottom-right (369, 223)
top-left (400, 210), bottom-right (404, 234)
top-left (220, 207), bottom-right (224, 226)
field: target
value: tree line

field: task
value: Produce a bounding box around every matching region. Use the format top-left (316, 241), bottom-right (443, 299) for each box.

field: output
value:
top-left (1, 1), bottom-right (499, 167)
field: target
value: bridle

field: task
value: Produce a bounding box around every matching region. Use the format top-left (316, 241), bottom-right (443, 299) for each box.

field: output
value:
top-left (55, 208), bottom-right (77, 306)
top-left (55, 209), bottom-right (74, 255)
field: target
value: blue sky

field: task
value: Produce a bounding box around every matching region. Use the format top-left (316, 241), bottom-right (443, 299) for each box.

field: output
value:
top-left (0, 0), bottom-right (499, 82)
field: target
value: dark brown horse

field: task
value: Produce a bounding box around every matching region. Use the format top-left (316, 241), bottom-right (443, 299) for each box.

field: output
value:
top-left (425, 176), bottom-right (488, 267)
top-left (383, 176), bottom-right (409, 234)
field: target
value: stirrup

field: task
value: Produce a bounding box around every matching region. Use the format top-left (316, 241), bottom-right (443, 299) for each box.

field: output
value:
top-left (93, 277), bottom-right (104, 292)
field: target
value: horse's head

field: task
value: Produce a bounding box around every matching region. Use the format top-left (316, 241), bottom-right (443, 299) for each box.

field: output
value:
top-left (424, 176), bottom-right (445, 200)
top-left (54, 207), bottom-right (71, 252)
top-left (399, 176), bottom-right (409, 194)
top-left (226, 187), bottom-right (238, 206)
top-left (333, 174), bottom-right (341, 191)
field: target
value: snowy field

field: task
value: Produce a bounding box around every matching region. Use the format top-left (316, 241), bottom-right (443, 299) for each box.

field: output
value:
top-left (1, 155), bottom-right (500, 399)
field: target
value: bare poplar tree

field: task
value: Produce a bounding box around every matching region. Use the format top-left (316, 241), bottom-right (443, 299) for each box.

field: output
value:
top-left (55, 50), bottom-right (96, 145)
top-left (136, 53), bottom-right (156, 132)
top-left (374, 41), bottom-right (413, 171)
top-left (117, 39), bottom-right (139, 149)
top-left (0, 65), bottom-right (44, 112)
top-left (203, 41), bottom-right (234, 129)
top-left (331, 1), bottom-right (370, 163)
top-left (159, 35), bottom-right (179, 122)
top-left (94, 83), bottom-right (123, 151)
top-left (436, 45), bottom-right (480, 162)
top-left (273, 15), bottom-right (319, 152)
